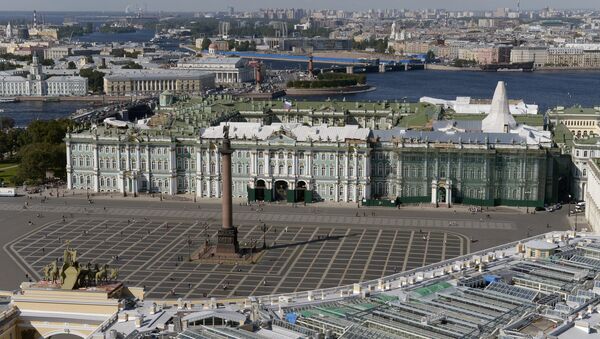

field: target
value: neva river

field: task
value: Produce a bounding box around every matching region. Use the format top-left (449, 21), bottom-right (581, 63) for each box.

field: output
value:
top-left (265, 60), bottom-right (600, 111)
top-left (349, 70), bottom-right (600, 111)
top-left (0, 101), bottom-right (93, 127)
top-left (2, 70), bottom-right (600, 126)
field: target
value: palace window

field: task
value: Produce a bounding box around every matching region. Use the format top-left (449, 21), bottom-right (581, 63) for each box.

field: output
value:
top-left (287, 166), bottom-right (292, 175)
top-left (299, 166), bottom-right (305, 175)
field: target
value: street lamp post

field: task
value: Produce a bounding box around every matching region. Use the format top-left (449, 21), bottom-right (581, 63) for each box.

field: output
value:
top-left (524, 190), bottom-right (531, 214)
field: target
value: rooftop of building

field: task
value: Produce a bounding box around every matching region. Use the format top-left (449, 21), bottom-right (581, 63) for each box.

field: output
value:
top-left (15, 230), bottom-right (599, 339)
top-left (549, 105), bottom-right (600, 116)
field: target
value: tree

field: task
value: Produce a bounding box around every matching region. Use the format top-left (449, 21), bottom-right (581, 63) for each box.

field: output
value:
top-left (426, 50), bottom-right (436, 62)
top-left (79, 68), bottom-right (105, 93)
top-left (67, 61), bottom-right (77, 69)
top-left (0, 116), bottom-right (15, 130)
top-left (17, 143), bottom-right (66, 183)
top-left (201, 38), bottom-right (212, 51)
top-left (122, 61), bottom-right (143, 69)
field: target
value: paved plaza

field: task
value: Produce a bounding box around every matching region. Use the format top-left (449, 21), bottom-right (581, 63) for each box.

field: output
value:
top-left (7, 217), bottom-right (468, 299)
top-left (0, 194), bottom-right (573, 299)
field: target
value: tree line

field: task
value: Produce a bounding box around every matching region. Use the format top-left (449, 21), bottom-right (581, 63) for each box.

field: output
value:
top-left (0, 118), bottom-right (75, 185)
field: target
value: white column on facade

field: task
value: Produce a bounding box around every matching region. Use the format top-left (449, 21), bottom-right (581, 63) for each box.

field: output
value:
top-left (264, 151), bottom-right (269, 176)
top-left (93, 144), bottom-right (99, 192)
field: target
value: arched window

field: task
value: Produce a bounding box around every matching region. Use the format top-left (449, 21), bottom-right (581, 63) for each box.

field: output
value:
top-left (100, 178), bottom-right (105, 186)
top-left (358, 167), bottom-right (363, 177)
top-left (184, 159), bottom-right (189, 170)
top-left (112, 178), bottom-right (116, 187)
top-left (141, 159), bottom-right (146, 171)
top-left (287, 166), bottom-right (292, 175)
top-left (132, 159), bottom-right (137, 169)
top-left (211, 162), bottom-right (216, 173)
top-left (157, 161), bottom-right (162, 170)
top-left (299, 166), bottom-right (305, 175)
top-left (259, 164), bottom-right (263, 173)
top-left (349, 166), bottom-right (354, 177)
top-left (245, 165), bottom-right (249, 174)
top-left (237, 164), bottom-right (242, 173)
top-left (86, 157), bottom-right (91, 167)
top-left (583, 169), bottom-right (587, 177)
top-left (279, 152), bottom-right (284, 159)
top-left (79, 157), bottom-right (83, 167)
top-left (163, 161), bottom-right (169, 170)
top-left (151, 161), bottom-right (156, 170)
top-left (278, 165), bottom-right (284, 174)
top-left (112, 159), bottom-right (117, 169)
top-left (99, 159), bottom-right (104, 168)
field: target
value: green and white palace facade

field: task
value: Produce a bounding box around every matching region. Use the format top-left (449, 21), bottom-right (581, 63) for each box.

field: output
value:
top-left (65, 82), bottom-right (564, 207)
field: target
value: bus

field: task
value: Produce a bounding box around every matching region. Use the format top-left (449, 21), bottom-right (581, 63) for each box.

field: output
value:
top-left (0, 187), bottom-right (16, 197)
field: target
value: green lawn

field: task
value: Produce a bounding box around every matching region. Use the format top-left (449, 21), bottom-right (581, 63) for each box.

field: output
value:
top-left (0, 162), bottom-right (19, 186)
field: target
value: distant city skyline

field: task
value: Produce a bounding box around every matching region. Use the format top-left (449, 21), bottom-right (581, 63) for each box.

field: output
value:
top-left (1, 0), bottom-right (599, 12)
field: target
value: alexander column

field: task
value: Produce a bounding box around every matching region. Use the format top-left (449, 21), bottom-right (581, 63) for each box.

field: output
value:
top-left (215, 125), bottom-right (240, 255)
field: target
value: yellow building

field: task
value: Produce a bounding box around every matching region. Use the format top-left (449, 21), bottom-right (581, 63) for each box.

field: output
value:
top-left (0, 282), bottom-right (143, 339)
top-left (548, 106), bottom-right (600, 139)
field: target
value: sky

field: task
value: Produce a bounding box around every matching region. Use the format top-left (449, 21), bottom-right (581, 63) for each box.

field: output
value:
top-left (1, 1), bottom-right (599, 12)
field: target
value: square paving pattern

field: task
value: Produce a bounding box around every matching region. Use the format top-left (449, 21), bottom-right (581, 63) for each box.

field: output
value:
top-left (8, 218), bottom-right (469, 299)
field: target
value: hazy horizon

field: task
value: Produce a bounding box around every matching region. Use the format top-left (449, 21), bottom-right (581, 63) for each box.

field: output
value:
top-left (1, 1), bottom-right (599, 12)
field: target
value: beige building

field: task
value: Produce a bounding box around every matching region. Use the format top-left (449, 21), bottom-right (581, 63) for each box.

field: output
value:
top-left (43, 46), bottom-right (71, 60)
top-left (586, 159), bottom-right (600, 232)
top-left (103, 70), bottom-right (215, 96)
top-left (510, 47), bottom-right (548, 68)
top-left (548, 106), bottom-right (600, 139)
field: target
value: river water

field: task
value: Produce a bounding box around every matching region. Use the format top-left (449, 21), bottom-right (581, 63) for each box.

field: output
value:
top-left (3, 69), bottom-right (598, 126)
top-left (265, 60), bottom-right (600, 111)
